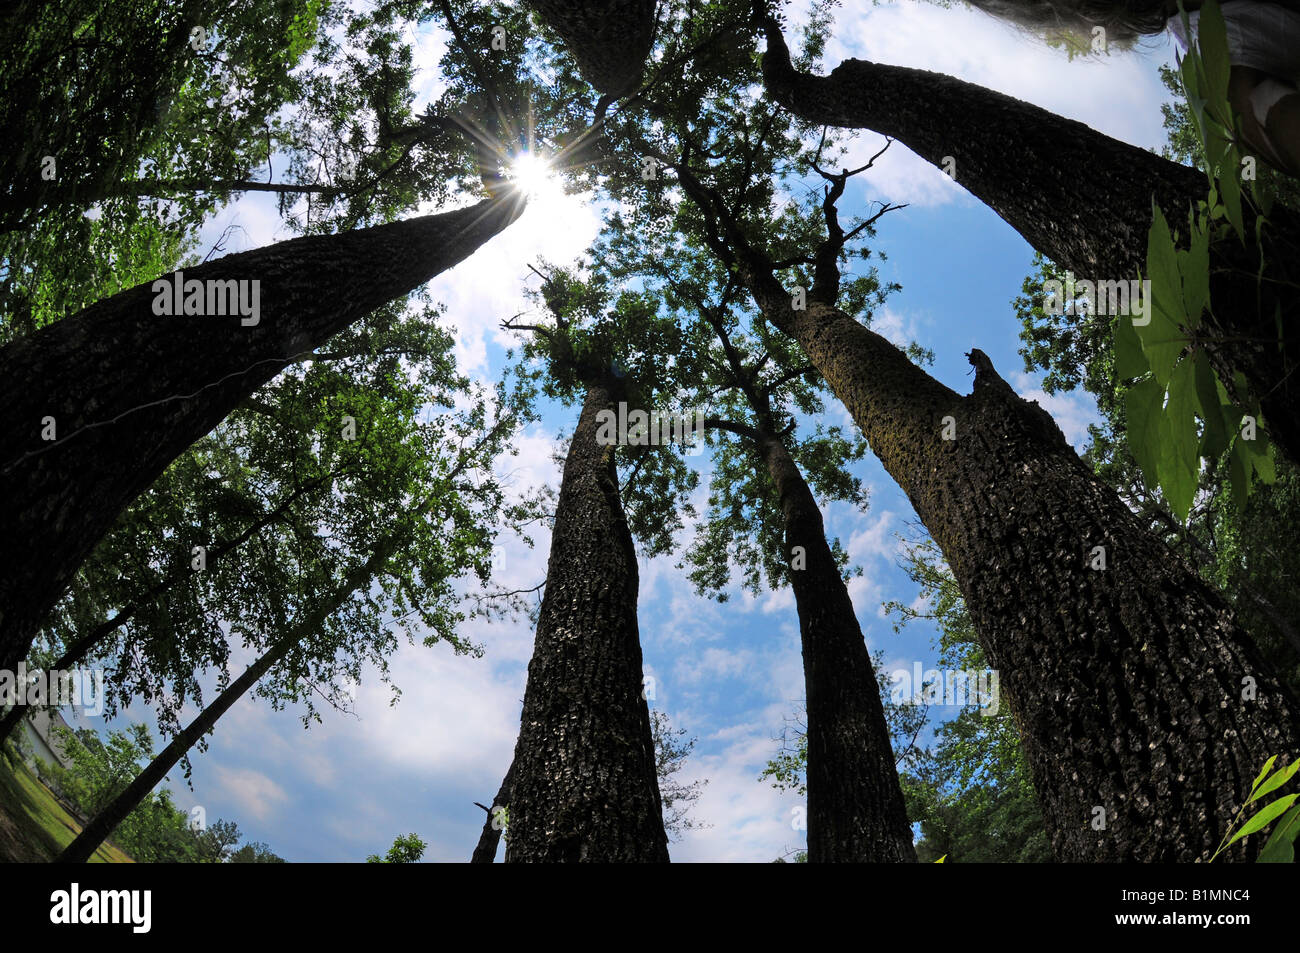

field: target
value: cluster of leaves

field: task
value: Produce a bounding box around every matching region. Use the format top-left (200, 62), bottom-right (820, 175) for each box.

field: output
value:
top-left (365, 831), bottom-right (426, 863)
top-left (1157, 66), bottom-right (1300, 213)
top-left (594, 217), bottom-right (881, 599)
top-left (229, 840), bottom-right (286, 862)
top-left (1122, 199), bottom-right (1274, 523)
top-left (283, 0), bottom-right (600, 233)
top-left (1120, 0), bottom-right (1284, 523)
top-left (650, 709), bottom-right (710, 840)
top-left (882, 536), bottom-right (1052, 863)
top-left (0, 0), bottom-right (331, 336)
top-left (761, 645), bottom-right (930, 796)
top-left (1211, 755), bottom-right (1300, 863)
top-left (27, 296), bottom-right (534, 779)
top-left (506, 262), bottom-right (702, 559)
top-left (1016, 7), bottom-right (1300, 702)
top-left (580, 0), bottom-right (901, 601)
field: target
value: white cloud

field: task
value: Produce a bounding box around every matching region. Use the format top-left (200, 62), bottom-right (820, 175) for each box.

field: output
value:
top-left (339, 645), bottom-right (526, 785)
top-left (668, 720), bottom-right (806, 862)
top-left (757, 584), bottom-right (797, 616)
top-left (844, 506), bottom-right (901, 566)
top-left (211, 766), bottom-right (290, 822)
top-left (871, 304), bottom-right (924, 349)
top-left (674, 647), bottom-right (759, 686)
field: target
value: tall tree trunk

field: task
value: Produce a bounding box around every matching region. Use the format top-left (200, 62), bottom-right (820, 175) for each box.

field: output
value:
top-left (758, 18), bottom-right (1300, 465)
top-left (524, 0), bottom-right (658, 97)
top-left (760, 431), bottom-right (915, 862)
top-left (771, 295), bottom-right (1300, 861)
top-left (471, 761), bottom-right (513, 863)
top-left (504, 381), bottom-right (669, 862)
top-left (0, 193), bottom-right (524, 674)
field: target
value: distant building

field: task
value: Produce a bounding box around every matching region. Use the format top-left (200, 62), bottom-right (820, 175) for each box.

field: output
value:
top-left (8, 707), bottom-right (79, 772)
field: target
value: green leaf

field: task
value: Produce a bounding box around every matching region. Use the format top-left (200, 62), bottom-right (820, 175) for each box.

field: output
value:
top-left (1143, 203), bottom-right (1188, 387)
top-left (1184, 97), bottom-right (1211, 153)
top-left (1251, 756), bottom-right (1279, 796)
top-left (1114, 313), bottom-right (1149, 381)
top-left (1250, 757), bottom-right (1300, 803)
top-left (1219, 157), bottom-right (1245, 239)
top-left (1203, 120), bottom-right (1230, 180)
top-left (1253, 442), bottom-right (1277, 485)
top-left (1179, 211), bottom-right (1210, 325)
top-left (1126, 376), bottom-right (1167, 493)
top-left (1227, 793), bottom-right (1299, 848)
top-left (1214, 373), bottom-right (1240, 433)
top-left (1160, 359), bottom-right (1200, 523)
top-left (1180, 53), bottom-right (1210, 147)
top-left (1258, 805), bottom-right (1300, 863)
top-left (1229, 439), bottom-right (1251, 513)
top-left (1193, 2), bottom-right (1245, 235)
top-left (1197, 0), bottom-right (1231, 111)
top-left (1192, 353), bottom-right (1230, 459)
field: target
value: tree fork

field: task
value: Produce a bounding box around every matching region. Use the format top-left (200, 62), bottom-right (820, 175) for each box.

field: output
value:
top-left (700, 314), bottom-right (915, 861)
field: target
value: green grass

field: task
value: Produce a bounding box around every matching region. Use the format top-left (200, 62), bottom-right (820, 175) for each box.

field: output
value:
top-left (0, 748), bottom-right (133, 863)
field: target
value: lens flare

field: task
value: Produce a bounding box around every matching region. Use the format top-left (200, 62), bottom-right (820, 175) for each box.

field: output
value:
top-left (508, 151), bottom-right (558, 198)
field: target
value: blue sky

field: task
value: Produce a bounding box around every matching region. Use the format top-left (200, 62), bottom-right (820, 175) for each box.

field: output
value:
top-left (68, 1), bottom-right (1187, 862)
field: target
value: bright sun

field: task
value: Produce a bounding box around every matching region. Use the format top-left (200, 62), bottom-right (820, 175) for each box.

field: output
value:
top-left (508, 151), bottom-right (559, 199)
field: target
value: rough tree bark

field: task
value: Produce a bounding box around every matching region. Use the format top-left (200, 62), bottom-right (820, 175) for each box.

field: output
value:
top-left (758, 15), bottom-right (1300, 465)
top-left (776, 297), bottom-right (1300, 862)
top-left (524, 0), bottom-right (658, 97)
top-left (504, 380), bottom-right (669, 862)
top-left (760, 431), bottom-right (915, 862)
top-left (0, 193), bottom-right (525, 675)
